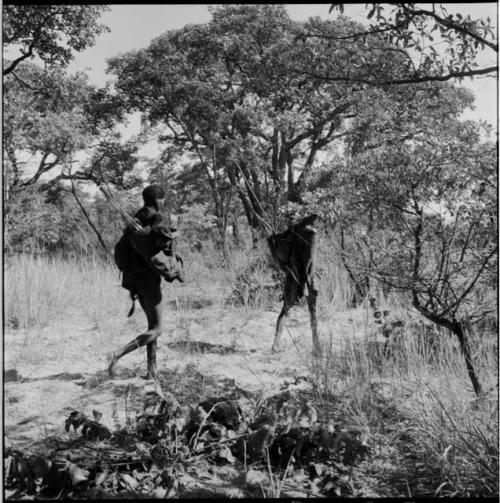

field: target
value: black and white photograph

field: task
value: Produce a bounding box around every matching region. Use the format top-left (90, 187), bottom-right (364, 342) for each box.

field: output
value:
top-left (3, 3), bottom-right (498, 499)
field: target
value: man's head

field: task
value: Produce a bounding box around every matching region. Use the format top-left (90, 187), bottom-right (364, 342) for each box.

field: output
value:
top-left (142, 184), bottom-right (166, 211)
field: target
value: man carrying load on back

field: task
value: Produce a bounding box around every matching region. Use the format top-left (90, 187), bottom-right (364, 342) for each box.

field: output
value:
top-left (267, 214), bottom-right (320, 354)
top-left (109, 184), bottom-right (184, 379)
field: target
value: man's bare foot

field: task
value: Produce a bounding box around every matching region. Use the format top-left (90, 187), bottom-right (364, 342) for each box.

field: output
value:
top-left (107, 352), bottom-right (116, 378)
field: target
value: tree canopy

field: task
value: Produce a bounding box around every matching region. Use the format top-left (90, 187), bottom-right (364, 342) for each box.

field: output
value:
top-left (108, 5), bottom-right (422, 234)
top-left (3, 5), bottom-right (109, 75)
top-left (319, 3), bottom-right (498, 85)
top-left (3, 61), bottom-right (137, 192)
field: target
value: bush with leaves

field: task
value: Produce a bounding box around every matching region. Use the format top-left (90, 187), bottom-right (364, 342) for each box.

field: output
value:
top-left (4, 383), bottom-right (374, 499)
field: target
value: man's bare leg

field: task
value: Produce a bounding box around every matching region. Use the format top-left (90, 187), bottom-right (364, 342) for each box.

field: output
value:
top-left (272, 274), bottom-right (298, 353)
top-left (108, 291), bottom-right (162, 378)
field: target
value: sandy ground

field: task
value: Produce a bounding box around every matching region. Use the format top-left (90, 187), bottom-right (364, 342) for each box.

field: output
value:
top-left (4, 298), bottom-right (376, 450)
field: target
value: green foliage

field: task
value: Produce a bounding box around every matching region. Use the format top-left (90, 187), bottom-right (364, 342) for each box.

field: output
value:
top-left (3, 63), bottom-right (139, 257)
top-left (4, 62), bottom-right (136, 189)
top-left (3, 5), bottom-right (109, 75)
top-left (4, 184), bottom-right (106, 257)
top-left (178, 203), bottom-right (218, 250)
top-left (107, 5), bottom-right (412, 230)
top-left (329, 3), bottom-right (497, 83)
top-left (339, 105), bottom-right (496, 319)
top-left (2, 3), bottom-right (138, 258)
top-left (4, 64), bottom-right (94, 160)
top-left (307, 76), bottom-right (498, 394)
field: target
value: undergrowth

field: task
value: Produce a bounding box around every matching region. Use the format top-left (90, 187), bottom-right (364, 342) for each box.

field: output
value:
top-left (310, 314), bottom-right (499, 498)
top-left (4, 243), bottom-right (498, 498)
top-left (4, 375), bottom-right (370, 499)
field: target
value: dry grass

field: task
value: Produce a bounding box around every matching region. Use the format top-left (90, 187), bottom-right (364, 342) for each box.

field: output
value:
top-left (4, 247), bottom-right (232, 328)
top-left (3, 249), bottom-right (232, 372)
top-left (5, 254), bottom-right (76, 330)
top-left (310, 312), bottom-right (499, 497)
top-left (4, 248), bottom-right (498, 497)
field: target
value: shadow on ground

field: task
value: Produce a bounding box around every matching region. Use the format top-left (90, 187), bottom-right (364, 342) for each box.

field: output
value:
top-left (167, 339), bottom-right (238, 355)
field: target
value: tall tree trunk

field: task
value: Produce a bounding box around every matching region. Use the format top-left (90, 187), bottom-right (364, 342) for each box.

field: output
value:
top-left (291, 141), bottom-right (319, 203)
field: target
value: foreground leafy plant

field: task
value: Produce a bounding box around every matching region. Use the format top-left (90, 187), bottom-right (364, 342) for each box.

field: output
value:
top-left (4, 386), bottom-right (371, 499)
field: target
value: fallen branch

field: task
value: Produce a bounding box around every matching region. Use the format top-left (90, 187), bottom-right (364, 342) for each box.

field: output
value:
top-left (191, 431), bottom-right (250, 455)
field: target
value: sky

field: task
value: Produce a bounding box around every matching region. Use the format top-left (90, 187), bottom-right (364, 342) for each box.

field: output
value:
top-left (66, 3), bottom-right (498, 133)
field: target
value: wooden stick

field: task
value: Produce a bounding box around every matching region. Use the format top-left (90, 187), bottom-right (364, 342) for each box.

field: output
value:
top-left (98, 186), bottom-right (141, 231)
top-left (192, 431), bottom-right (250, 454)
top-left (234, 161), bottom-right (275, 236)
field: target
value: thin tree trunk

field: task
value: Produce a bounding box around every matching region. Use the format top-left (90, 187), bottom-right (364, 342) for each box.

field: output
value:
top-left (409, 190), bottom-right (486, 397)
top-left (217, 224), bottom-right (229, 262)
top-left (70, 181), bottom-right (108, 254)
top-left (413, 301), bottom-right (485, 397)
top-left (340, 228), bottom-right (368, 306)
top-left (412, 290), bottom-right (485, 397)
top-left (453, 322), bottom-right (484, 397)
top-left (232, 216), bottom-right (240, 246)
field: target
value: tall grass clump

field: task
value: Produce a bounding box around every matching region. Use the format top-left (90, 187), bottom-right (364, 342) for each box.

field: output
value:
top-left (406, 382), bottom-right (498, 496)
top-left (310, 307), bottom-right (498, 497)
top-left (4, 252), bottom-right (119, 330)
top-left (5, 254), bottom-right (72, 329)
top-left (228, 241), bottom-right (280, 310)
top-left (175, 240), bottom-right (234, 293)
top-left (315, 234), bottom-right (352, 312)
top-left (3, 242), bottom-right (247, 334)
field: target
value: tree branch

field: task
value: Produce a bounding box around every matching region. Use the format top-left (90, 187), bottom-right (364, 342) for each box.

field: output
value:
top-left (21, 154), bottom-right (60, 186)
top-left (406, 5), bottom-right (498, 52)
top-left (286, 102), bottom-right (352, 149)
top-left (296, 64), bottom-right (498, 86)
top-left (9, 70), bottom-right (39, 91)
top-left (3, 49), bottom-right (35, 76)
top-left (3, 12), bottom-right (52, 75)
top-left (452, 245), bottom-right (498, 314)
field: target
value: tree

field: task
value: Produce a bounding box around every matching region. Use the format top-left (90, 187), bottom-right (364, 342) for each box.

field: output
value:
top-left (4, 182), bottom-right (106, 257)
top-left (2, 4), bottom-right (143, 255)
top-left (3, 5), bottom-right (109, 75)
top-left (297, 3), bottom-right (497, 85)
top-left (147, 152), bottom-right (233, 253)
top-left (3, 61), bottom-right (140, 253)
top-left (108, 5), bottom-right (413, 237)
top-left (321, 80), bottom-right (497, 396)
top-left (3, 62), bottom-right (140, 194)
